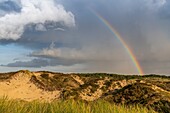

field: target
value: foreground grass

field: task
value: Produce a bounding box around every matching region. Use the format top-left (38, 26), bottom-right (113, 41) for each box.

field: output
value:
top-left (0, 98), bottom-right (155, 113)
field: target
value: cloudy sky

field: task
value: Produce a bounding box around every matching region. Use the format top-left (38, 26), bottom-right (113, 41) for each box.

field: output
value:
top-left (0, 0), bottom-right (170, 75)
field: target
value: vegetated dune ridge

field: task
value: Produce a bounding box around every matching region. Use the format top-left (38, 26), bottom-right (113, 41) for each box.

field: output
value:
top-left (0, 70), bottom-right (60, 101)
top-left (0, 70), bottom-right (170, 113)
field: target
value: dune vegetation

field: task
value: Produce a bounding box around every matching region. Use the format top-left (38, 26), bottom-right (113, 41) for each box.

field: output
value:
top-left (0, 97), bottom-right (155, 113)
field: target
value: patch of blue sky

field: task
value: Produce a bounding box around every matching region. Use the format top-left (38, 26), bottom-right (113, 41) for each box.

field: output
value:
top-left (0, 44), bottom-right (32, 64)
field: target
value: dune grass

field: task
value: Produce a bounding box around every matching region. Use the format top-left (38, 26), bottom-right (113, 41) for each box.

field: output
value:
top-left (0, 97), bottom-right (156, 113)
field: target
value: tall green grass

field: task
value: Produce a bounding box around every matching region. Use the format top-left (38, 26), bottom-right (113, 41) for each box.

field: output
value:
top-left (0, 98), bottom-right (155, 113)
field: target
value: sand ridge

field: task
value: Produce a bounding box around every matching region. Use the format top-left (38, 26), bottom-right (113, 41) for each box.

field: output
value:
top-left (0, 72), bottom-right (60, 101)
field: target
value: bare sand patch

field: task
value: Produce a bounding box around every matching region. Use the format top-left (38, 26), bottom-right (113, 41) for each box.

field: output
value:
top-left (0, 72), bottom-right (60, 102)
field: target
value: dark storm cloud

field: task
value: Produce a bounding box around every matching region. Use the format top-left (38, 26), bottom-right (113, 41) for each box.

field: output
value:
top-left (4, 59), bottom-right (48, 68)
top-left (4, 58), bottom-right (84, 68)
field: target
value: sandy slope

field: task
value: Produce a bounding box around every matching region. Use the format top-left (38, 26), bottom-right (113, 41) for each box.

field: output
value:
top-left (0, 72), bottom-right (60, 101)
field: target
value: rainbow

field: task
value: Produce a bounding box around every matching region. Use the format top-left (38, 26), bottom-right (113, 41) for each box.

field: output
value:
top-left (92, 11), bottom-right (144, 75)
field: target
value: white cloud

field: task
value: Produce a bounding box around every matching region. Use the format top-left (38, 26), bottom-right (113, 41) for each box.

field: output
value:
top-left (0, 0), bottom-right (75, 40)
top-left (54, 28), bottom-right (65, 31)
top-left (145, 0), bottom-right (166, 10)
top-left (31, 42), bottom-right (88, 60)
top-left (31, 47), bottom-right (86, 60)
top-left (35, 23), bottom-right (47, 31)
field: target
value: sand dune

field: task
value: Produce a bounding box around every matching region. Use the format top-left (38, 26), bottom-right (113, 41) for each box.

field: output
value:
top-left (0, 72), bottom-right (60, 101)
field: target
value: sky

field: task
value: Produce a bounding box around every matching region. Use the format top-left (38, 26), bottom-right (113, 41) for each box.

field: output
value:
top-left (0, 0), bottom-right (170, 75)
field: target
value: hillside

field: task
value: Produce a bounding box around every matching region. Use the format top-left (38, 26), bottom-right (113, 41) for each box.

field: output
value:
top-left (0, 70), bottom-right (170, 113)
